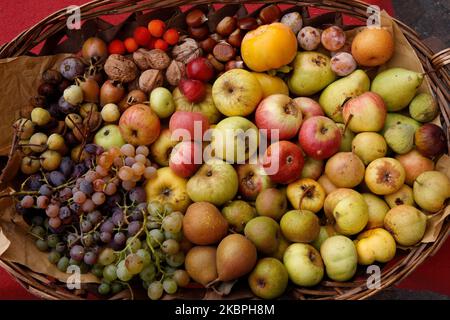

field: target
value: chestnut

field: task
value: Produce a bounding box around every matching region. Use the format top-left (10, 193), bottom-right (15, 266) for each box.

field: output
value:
top-left (258, 4), bottom-right (281, 24)
top-left (228, 29), bottom-right (243, 47)
top-left (210, 33), bottom-right (224, 42)
top-left (216, 16), bottom-right (237, 36)
top-left (186, 9), bottom-right (207, 27)
top-left (213, 42), bottom-right (236, 62)
top-left (415, 123), bottom-right (446, 158)
top-left (188, 25), bottom-right (209, 41)
top-left (58, 79), bottom-right (71, 93)
top-left (237, 17), bottom-right (259, 30)
top-left (200, 37), bottom-right (217, 53)
top-left (207, 54), bottom-right (225, 72)
top-left (225, 60), bottom-right (245, 71)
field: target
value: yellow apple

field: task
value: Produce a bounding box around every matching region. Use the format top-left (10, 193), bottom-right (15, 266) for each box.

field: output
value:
top-left (384, 184), bottom-right (415, 208)
top-left (320, 235), bottom-right (357, 282)
top-left (332, 192), bottom-right (369, 235)
top-left (413, 171), bottom-right (450, 213)
top-left (251, 72), bottom-right (289, 98)
top-left (286, 178), bottom-right (326, 213)
top-left (384, 205), bottom-right (427, 246)
top-left (362, 193), bottom-right (390, 229)
top-left (354, 228), bottom-right (396, 265)
top-left (365, 157), bottom-right (405, 195)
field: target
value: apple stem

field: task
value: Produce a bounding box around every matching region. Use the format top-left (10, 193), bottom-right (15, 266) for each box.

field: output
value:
top-left (298, 186), bottom-right (313, 209)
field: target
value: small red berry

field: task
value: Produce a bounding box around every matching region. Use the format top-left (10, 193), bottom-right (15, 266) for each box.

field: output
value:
top-left (133, 26), bottom-right (152, 46)
top-left (163, 28), bottom-right (180, 45)
top-left (154, 39), bottom-right (169, 51)
top-left (148, 19), bottom-right (166, 38)
top-left (124, 38), bottom-right (138, 53)
top-left (146, 38), bottom-right (157, 50)
top-left (108, 39), bottom-right (125, 55)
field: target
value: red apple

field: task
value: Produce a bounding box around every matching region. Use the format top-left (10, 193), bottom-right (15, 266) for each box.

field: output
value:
top-left (342, 92), bottom-right (386, 132)
top-left (255, 94), bottom-right (303, 140)
top-left (236, 163), bottom-right (274, 200)
top-left (414, 123), bottom-right (446, 158)
top-left (179, 79), bottom-right (206, 103)
top-left (293, 97), bottom-right (324, 120)
top-left (262, 141), bottom-right (304, 184)
top-left (395, 149), bottom-right (434, 186)
top-left (298, 116), bottom-right (341, 160)
top-left (186, 57), bottom-right (215, 82)
top-left (119, 104), bottom-right (160, 145)
top-left (169, 111), bottom-right (209, 141)
top-left (169, 141), bottom-right (202, 178)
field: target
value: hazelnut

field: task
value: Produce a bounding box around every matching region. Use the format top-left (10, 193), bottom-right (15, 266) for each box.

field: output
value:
top-left (228, 29), bottom-right (243, 47)
top-left (165, 60), bottom-right (186, 86)
top-left (186, 9), bottom-right (207, 27)
top-left (133, 48), bottom-right (171, 70)
top-left (216, 16), bottom-right (237, 36)
top-left (188, 25), bottom-right (209, 40)
top-left (207, 54), bottom-right (225, 72)
top-left (200, 37), bottom-right (217, 53)
top-left (213, 42), bottom-right (235, 62)
top-left (225, 60), bottom-right (245, 71)
top-left (172, 38), bottom-right (202, 64)
top-left (104, 54), bottom-right (138, 83)
top-left (259, 5), bottom-right (281, 24)
top-left (237, 17), bottom-right (259, 30)
top-left (139, 69), bottom-right (164, 93)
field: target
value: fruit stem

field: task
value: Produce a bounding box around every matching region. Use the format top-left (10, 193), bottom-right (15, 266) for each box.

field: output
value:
top-left (298, 186), bottom-right (313, 209)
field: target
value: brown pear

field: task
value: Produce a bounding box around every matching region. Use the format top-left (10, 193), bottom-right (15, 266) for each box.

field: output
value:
top-left (216, 234), bottom-right (257, 282)
top-left (183, 202), bottom-right (228, 245)
top-left (185, 246), bottom-right (218, 286)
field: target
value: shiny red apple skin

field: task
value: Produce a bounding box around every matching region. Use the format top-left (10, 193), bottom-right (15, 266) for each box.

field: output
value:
top-left (179, 79), bottom-right (207, 103)
top-left (236, 163), bottom-right (274, 200)
top-left (262, 140), bottom-right (304, 184)
top-left (298, 116), bottom-right (341, 160)
top-left (169, 141), bottom-right (202, 178)
top-left (169, 111), bottom-right (209, 141)
top-left (119, 104), bottom-right (160, 145)
top-left (255, 94), bottom-right (303, 140)
top-left (293, 97), bottom-right (324, 120)
top-left (342, 92), bottom-right (387, 132)
top-left (186, 57), bottom-right (215, 82)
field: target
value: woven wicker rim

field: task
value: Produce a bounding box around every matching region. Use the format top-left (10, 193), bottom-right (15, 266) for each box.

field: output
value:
top-left (0, 0), bottom-right (449, 300)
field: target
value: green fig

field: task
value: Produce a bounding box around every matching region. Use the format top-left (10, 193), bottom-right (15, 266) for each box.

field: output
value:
top-left (319, 70), bottom-right (370, 123)
top-left (371, 68), bottom-right (424, 111)
top-left (409, 93), bottom-right (439, 122)
top-left (381, 113), bottom-right (421, 135)
top-left (288, 52), bottom-right (336, 96)
top-left (384, 123), bottom-right (415, 154)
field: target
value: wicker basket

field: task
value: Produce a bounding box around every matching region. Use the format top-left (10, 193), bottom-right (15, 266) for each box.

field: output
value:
top-left (0, 0), bottom-right (449, 300)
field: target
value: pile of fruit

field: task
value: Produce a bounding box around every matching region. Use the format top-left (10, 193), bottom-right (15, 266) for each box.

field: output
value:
top-left (5, 4), bottom-right (449, 300)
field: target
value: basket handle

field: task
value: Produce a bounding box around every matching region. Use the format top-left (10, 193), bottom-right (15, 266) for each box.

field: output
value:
top-left (431, 48), bottom-right (450, 70)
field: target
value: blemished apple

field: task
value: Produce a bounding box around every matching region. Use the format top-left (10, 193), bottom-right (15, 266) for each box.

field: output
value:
top-left (94, 124), bottom-right (126, 150)
top-left (211, 116), bottom-right (259, 163)
top-left (262, 141), bottom-right (304, 184)
top-left (298, 116), bottom-right (341, 160)
top-left (395, 149), bottom-right (434, 186)
top-left (293, 97), bottom-right (324, 120)
top-left (144, 167), bottom-right (191, 212)
top-left (186, 159), bottom-right (238, 206)
top-left (365, 157), bottom-right (405, 195)
top-left (354, 228), bottom-right (396, 265)
top-left (286, 178), bottom-right (326, 213)
top-left (150, 87), bottom-right (175, 119)
top-left (119, 104), bottom-right (160, 145)
top-left (320, 235), bottom-right (357, 282)
top-left (169, 141), bottom-right (202, 178)
top-left (331, 192), bottom-right (369, 235)
top-left (255, 94), bottom-right (302, 140)
top-left (283, 243), bottom-right (324, 287)
top-left (342, 92), bottom-right (387, 132)
top-left (212, 69), bottom-right (263, 117)
top-left (237, 163), bottom-right (273, 200)
top-left (248, 257), bottom-right (289, 300)
top-left (150, 128), bottom-right (178, 166)
top-left (169, 111), bottom-right (209, 141)
top-left (324, 152), bottom-right (365, 188)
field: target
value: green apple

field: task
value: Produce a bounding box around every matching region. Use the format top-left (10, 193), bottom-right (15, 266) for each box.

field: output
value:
top-left (248, 258), bottom-right (288, 299)
top-left (283, 243), bottom-right (324, 286)
top-left (332, 192), bottom-right (368, 235)
top-left (150, 87), bottom-right (175, 119)
top-left (211, 116), bottom-right (259, 163)
top-left (244, 216), bottom-right (280, 255)
top-left (222, 200), bottom-right (256, 233)
top-left (280, 210), bottom-right (320, 243)
top-left (187, 159), bottom-right (238, 206)
top-left (94, 124), bottom-right (126, 150)
top-left (311, 225), bottom-right (338, 251)
top-left (320, 235), bottom-right (357, 282)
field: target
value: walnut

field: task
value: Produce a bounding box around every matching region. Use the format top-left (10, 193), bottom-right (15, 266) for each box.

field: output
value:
top-left (104, 54), bottom-right (138, 83)
top-left (139, 69), bottom-right (164, 93)
top-left (165, 60), bottom-right (186, 86)
top-left (171, 38), bottom-right (202, 64)
top-left (133, 48), bottom-right (171, 70)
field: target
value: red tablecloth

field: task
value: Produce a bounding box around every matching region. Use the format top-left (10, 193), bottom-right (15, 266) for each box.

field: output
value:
top-left (0, 0), bottom-right (449, 299)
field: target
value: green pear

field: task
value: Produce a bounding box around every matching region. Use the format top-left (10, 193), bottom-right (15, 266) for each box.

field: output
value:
top-left (381, 113), bottom-right (421, 135)
top-left (384, 123), bottom-right (415, 154)
top-left (244, 216), bottom-right (280, 255)
top-left (248, 258), bottom-right (288, 299)
top-left (371, 68), bottom-right (424, 111)
top-left (222, 200), bottom-right (257, 233)
top-left (409, 93), bottom-right (439, 122)
top-left (319, 70), bottom-right (370, 123)
top-left (288, 52), bottom-right (336, 96)
top-left (320, 235), bottom-right (357, 282)
top-left (384, 205), bottom-right (427, 246)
